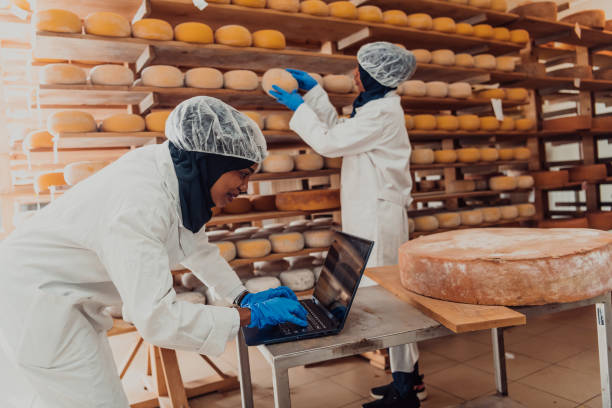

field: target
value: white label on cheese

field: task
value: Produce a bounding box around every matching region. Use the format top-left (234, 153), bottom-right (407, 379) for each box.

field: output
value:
top-left (491, 98), bottom-right (504, 121)
top-left (193, 0), bottom-right (208, 9)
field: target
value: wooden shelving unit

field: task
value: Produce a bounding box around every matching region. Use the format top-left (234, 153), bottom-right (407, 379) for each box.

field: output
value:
top-left (207, 208), bottom-right (340, 226)
top-left (228, 247), bottom-right (327, 267)
top-left (411, 216), bottom-right (538, 238)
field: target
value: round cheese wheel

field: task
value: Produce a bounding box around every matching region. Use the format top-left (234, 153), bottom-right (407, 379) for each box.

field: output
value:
top-left (517, 203), bottom-right (535, 217)
top-left (490, 0), bottom-right (507, 11)
top-left (23, 130), bottom-right (54, 151)
top-left (269, 232), bottom-right (305, 253)
top-left (469, 0), bottom-right (490, 7)
top-left (63, 161), bottom-right (107, 185)
top-left (85, 12), bottom-right (130, 37)
top-left (434, 150), bottom-right (457, 163)
top-left (101, 113), bottom-right (145, 132)
top-left (473, 24), bottom-right (494, 39)
top-left (279, 269), bottom-right (315, 291)
top-left (497, 148), bottom-right (513, 160)
top-left (506, 88), bottom-right (528, 101)
top-left (294, 153), bottom-right (324, 171)
top-left (532, 170), bottom-right (569, 189)
top-left (411, 49), bottom-right (431, 63)
top-left (89, 64), bottom-right (134, 86)
top-left (458, 114), bottom-right (480, 131)
top-left (383, 10), bottom-right (409, 26)
top-left (446, 180), bottom-right (475, 193)
top-left (454, 53), bottom-right (475, 68)
top-left (426, 81), bottom-right (448, 98)
top-left (474, 54), bottom-right (496, 69)
top-left (404, 114), bottom-right (414, 130)
top-left (253, 29), bottom-right (286, 49)
top-left (251, 195), bottom-right (277, 212)
top-left (432, 17), bottom-right (456, 33)
top-left (448, 82), bottom-right (472, 99)
top-left (493, 27), bottom-right (510, 42)
top-left (499, 117), bottom-right (515, 131)
top-left (480, 116), bottom-right (500, 131)
top-left (479, 88), bottom-right (505, 99)
top-left (517, 175), bottom-right (534, 189)
top-left (587, 212), bottom-right (612, 231)
top-left (436, 115), bottom-right (459, 131)
top-left (461, 209), bottom-right (483, 226)
top-left (499, 205), bottom-right (518, 219)
top-left (496, 57), bottom-right (516, 72)
top-left (47, 111), bottom-right (97, 135)
top-left (215, 25), bottom-right (252, 46)
top-left (223, 197), bottom-right (252, 214)
top-left (304, 229), bottom-right (334, 248)
top-left (357, 5), bottom-right (383, 22)
top-left (254, 259), bottom-right (290, 276)
top-left (245, 277), bottom-right (281, 293)
top-left (236, 239), bottom-right (272, 258)
top-left (408, 218), bottom-right (415, 234)
top-left (263, 68), bottom-right (299, 96)
top-left (275, 189), bottom-right (340, 211)
top-left (415, 216), bottom-right (439, 232)
top-left (457, 147), bottom-right (480, 163)
top-left (456, 23), bottom-right (474, 36)
top-left (34, 9), bottom-right (81, 33)
top-left (132, 18), bottom-right (173, 40)
top-left (241, 111), bottom-right (264, 129)
top-left (174, 22), bottom-right (213, 44)
top-left (141, 65), bottom-right (184, 87)
top-left (329, 1), bottom-right (357, 19)
top-left (431, 49), bottom-right (456, 66)
top-left (145, 111), bottom-right (171, 132)
top-left (490, 176), bottom-right (518, 191)
top-left (410, 149), bottom-right (434, 164)
top-left (300, 0), bottom-right (329, 16)
top-left (408, 13), bottom-right (433, 30)
top-left (481, 207), bottom-right (501, 222)
top-left (184, 67), bottom-right (223, 89)
top-left (538, 218), bottom-right (589, 229)
top-left (324, 157), bottom-right (342, 169)
top-left (233, 0), bottom-right (266, 7)
top-left (262, 154), bottom-right (294, 173)
top-left (224, 70), bottom-right (259, 90)
top-left (323, 75), bottom-right (353, 94)
top-left (479, 147), bottom-right (498, 162)
top-left (515, 118), bottom-right (535, 131)
top-left (435, 212), bottom-right (461, 228)
top-left (568, 164), bottom-right (607, 182)
top-left (268, 0), bottom-right (299, 12)
top-left (510, 29), bottom-right (529, 44)
top-left (35, 172), bottom-right (66, 193)
top-left (414, 114), bottom-right (437, 130)
top-left (265, 112), bottom-right (292, 130)
top-left (401, 80), bottom-right (427, 97)
top-left (513, 147), bottom-right (531, 160)
top-left (40, 63), bottom-right (86, 85)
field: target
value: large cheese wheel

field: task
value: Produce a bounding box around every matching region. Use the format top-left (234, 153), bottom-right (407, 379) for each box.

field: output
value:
top-left (560, 10), bottom-right (605, 29)
top-left (40, 64), bottom-right (86, 85)
top-left (446, 180), bottom-right (475, 193)
top-left (497, 148), bottom-right (513, 160)
top-left (460, 209), bottom-right (483, 226)
top-left (414, 114), bottom-right (437, 130)
top-left (469, 0), bottom-right (490, 8)
top-left (408, 218), bottom-right (415, 234)
top-left (499, 205), bottom-right (518, 219)
top-left (479, 147), bottom-right (498, 162)
top-left (23, 130), bottom-right (54, 151)
top-left (457, 147), bottom-right (480, 163)
top-left (513, 147), bottom-right (531, 160)
top-left (145, 111), bottom-right (171, 132)
top-left (435, 212), bottom-right (461, 228)
top-left (401, 80), bottom-right (427, 97)
top-left (300, 0), bottom-right (329, 16)
top-left (329, 1), bottom-right (357, 19)
top-left (323, 75), bottom-right (353, 94)
top-left (474, 54), bottom-right (496, 69)
top-left (275, 189), bottom-right (340, 211)
top-left (85, 12), bottom-right (130, 37)
top-left (185, 67), bottom-right (223, 89)
top-left (357, 5), bottom-right (383, 22)
top-left (410, 149), bottom-right (434, 164)
top-left (538, 218), bottom-right (589, 229)
top-left (35, 172), bottom-right (66, 192)
top-left (279, 269), bottom-right (315, 291)
top-left (532, 170), bottom-right (569, 189)
top-left (101, 113), bottom-right (145, 132)
top-left (241, 111), bottom-right (264, 129)
top-left (63, 161), bottom-right (107, 185)
top-left (448, 82), bottom-right (472, 99)
top-left (324, 157), bottom-right (342, 169)
top-left (132, 18), bottom-right (173, 40)
top-left (141, 65), bottom-right (184, 87)
top-left (34, 9), bottom-right (81, 33)
top-left (233, 0), bottom-right (265, 7)
top-left (294, 153), bottom-right (324, 171)
top-left (499, 117), bottom-right (515, 131)
top-left (588, 212), bottom-right (612, 231)
top-left (224, 70), bottom-right (259, 90)
top-left (481, 207), bottom-right (501, 222)
top-left (251, 195), bottom-right (277, 212)
top-left (493, 27), bottom-right (510, 42)
top-left (89, 64), bottom-right (134, 86)
top-left (480, 116), bottom-right (500, 131)
top-left (174, 22), bottom-right (213, 44)
top-left (426, 81), bottom-right (448, 98)
top-left (262, 154), bottom-right (294, 173)
top-left (236, 239), bottom-right (272, 258)
top-left (569, 164), bottom-right (607, 182)
top-left (479, 88), bottom-right (505, 100)
top-left (490, 0), bottom-right (507, 11)
top-left (496, 57), bottom-right (516, 72)
top-left (515, 118), bottom-right (535, 131)
top-left (415, 216), bottom-right (439, 232)
top-left (408, 13), bottom-right (433, 30)
top-left (454, 53), bottom-right (474, 68)
top-left (436, 115), bottom-right (459, 131)
top-left (253, 29), bottom-right (286, 49)
top-left (432, 17), bottom-right (456, 33)
top-left (223, 197), bottom-right (252, 214)
top-left (456, 23), bottom-right (474, 36)
top-left (383, 10), bottom-right (408, 26)
top-left (517, 175), bottom-right (534, 189)
top-left (215, 25), bottom-right (252, 46)
top-left (473, 24), bottom-right (494, 39)
top-left (411, 49), bottom-right (431, 64)
top-left (458, 115), bottom-right (480, 131)
top-left (434, 150), bottom-right (457, 163)
top-left (431, 49), bottom-right (456, 66)
top-left (404, 115), bottom-right (414, 130)
top-left (506, 88), bottom-right (528, 101)
top-left (269, 232), bottom-right (305, 253)
top-left (510, 2), bottom-right (557, 20)
top-left (268, 0), bottom-right (299, 12)
top-left (263, 68), bottom-right (298, 96)
top-left (47, 111), bottom-right (97, 135)
top-left (303, 229), bottom-right (334, 248)
top-left (517, 203), bottom-right (535, 217)
top-left (265, 112), bottom-right (292, 130)
top-left (489, 176), bottom-right (517, 191)
top-left (245, 277), bottom-right (281, 293)
top-left (510, 29), bottom-right (529, 44)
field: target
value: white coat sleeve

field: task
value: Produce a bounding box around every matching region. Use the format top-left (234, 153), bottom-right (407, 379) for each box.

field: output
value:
top-left (302, 84), bottom-right (340, 128)
top-left (98, 208), bottom-right (240, 356)
top-left (290, 102), bottom-right (383, 158)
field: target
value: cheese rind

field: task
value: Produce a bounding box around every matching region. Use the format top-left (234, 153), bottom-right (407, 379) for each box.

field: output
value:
top-left (185, 67), bottom-right (224, 89)
top-left (329, 1), bottom-right (358, 19)
top-left (303, 229), bottom-right (334, 248)
top-left (414, 216), bottom-right (439, 231)
top-left (434, 150), bottom-right (457, 163)
top-left (460, 209), bottom-right (483, 226)
top-left (408, 13), bottom-right (433, 30)
top-left (223, 70), bottom-right (259, 90)
top-left (263, 68), bottom-right (299, 95)
top-left (101, 113), bottom-right (145, 132)
top-left (383, 10), bottom-right (409, 26)
top-left (489, 176), bottom-right (518, 191)
top-left (435, 212), bottom-right (461, 228)
top-left (410, 149), bottom-right (435, 164)
top-left (457, 147), bottom-right (481, 163)
top-left (279, 269), bottom-right (315, 291)
top-left (132, 18), bottom-right (173, 40)
top-left (294, 153), bottom-right (324, 171)
top-left (262, 154), bottom-right (294, 173)
top-left (323, 75), bottom-right (354, 94)
top-left (357, 5), bottom-right (383, 22)
top-left (275, 189), bottom-right (340, 211)
top-left (236, 239), bottom-right (272, 258)
top-left (269, 232), bottom-right (305, 253)
top-left (300, 0), bottom-right (329, 16)
top-left (267, 0), bottom-right (300, 12)
top-left (89, 64), bottom-right (134, 86)
top-left (47, 111), bottom-right (97, 135)
top-left (253, 29), bottom-right (286, 49)
top-left (40, 64), bottom-right (87, 85)
top-left (141, 65), bottom-right (184, 87)
top-left (215, 25), bottom-right (253, 46)
top-left (431, 49), bottom-right (455, 66)
top-left (174, 22), bottom-right (214, 44)
top-left (85, 12), bottom-right (131, 37)
top-left (145, 111), bottom-right (171, 132)
top-left (35, 9), bottom-right (81, 33)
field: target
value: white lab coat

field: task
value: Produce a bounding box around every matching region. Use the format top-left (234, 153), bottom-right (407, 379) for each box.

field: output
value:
top-left (290, 84), bottom-right (419, 372)
top-left (0, 141), bottom-right (245, 408)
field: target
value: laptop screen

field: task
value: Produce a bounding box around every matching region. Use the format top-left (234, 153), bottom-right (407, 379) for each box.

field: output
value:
top-left (313, 231), bottom-right (374, 326)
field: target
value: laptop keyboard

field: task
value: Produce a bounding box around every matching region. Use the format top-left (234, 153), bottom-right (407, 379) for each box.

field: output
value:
top-left (278, 299), bottom-right (332, 335)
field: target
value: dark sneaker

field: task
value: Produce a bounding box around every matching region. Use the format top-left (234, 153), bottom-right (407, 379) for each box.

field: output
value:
top-left (363, 384), bottom-right (420, 408)
top-left (370, 375), bottom-right (427, 401)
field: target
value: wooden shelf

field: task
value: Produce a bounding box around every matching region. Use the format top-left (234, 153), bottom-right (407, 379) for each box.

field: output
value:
top-left (411, 160), bottom-right (529, 170)
top-left (412, 188), bottom-right (533, 202)
top-left (229, 247), bottom-right (328, 267)
top-left (207, 208), bottom-right (340, 226)
top-left (411, 216), bottom-right (537, 238)
top-left (26, 132), bottom-right (163, 151)
top-left (509, 16), bottom-right (612, 49)
top-left (512, 76), bottom-right (612, 92)
top-left (250, 169), bottom-right (340, 182)
top-left (535, 178), bottom-right (612, 191)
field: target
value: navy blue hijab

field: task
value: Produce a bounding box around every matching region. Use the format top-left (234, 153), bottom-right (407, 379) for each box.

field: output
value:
top-left (350, 64), bottom-right (396, 118)
top-left (169, 141), bottom-right (255, 233)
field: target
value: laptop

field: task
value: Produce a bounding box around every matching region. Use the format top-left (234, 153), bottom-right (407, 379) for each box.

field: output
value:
top-left (242, 231), bottom-right (374, 346)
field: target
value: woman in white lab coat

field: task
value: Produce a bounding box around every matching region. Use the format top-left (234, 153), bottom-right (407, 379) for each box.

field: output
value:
top-left (270, 42), bottom-right (423, 408)
top-left (0, 96), bottom-right (307, 408)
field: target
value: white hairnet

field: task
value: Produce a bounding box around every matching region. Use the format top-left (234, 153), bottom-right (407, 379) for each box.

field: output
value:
top-left (166, 96), bottom-right (267, 163)
top-left (357, 42), bottom-right (417, 88)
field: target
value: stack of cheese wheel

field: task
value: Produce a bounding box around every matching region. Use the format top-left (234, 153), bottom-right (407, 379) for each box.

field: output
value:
top-left (434, 149), bottom-right (457, 163)
top-left (460, 209), bottom-right (483, 226)
top-left (63, 161), bottom-right (107, 185)
top-left (517, 203), bottom-right (536, 217)
top-left (499, 205), bottom-right (519, 219)
top-left (269, 232), bottom-right (305, 253)
top-left (383, 10), bottom-right (408, 26)
top-left (481, 207), bottom-right (501, 222)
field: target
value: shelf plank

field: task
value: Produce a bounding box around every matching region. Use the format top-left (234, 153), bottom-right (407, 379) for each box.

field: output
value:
top-left (207, 208), bottom-right (340, 226)
top-left (410, 160), bottom-right (529, 170)
top-left (250, 169), bottom-right (340, 182)
top-left (36, 0), bottom-right (143, 19)
top-left (509, 16), bottom-right (612, 49)
top-left (412, 188), bottom-right (533, 202)
top-left (39, 132), bottom-right (162, 150)
top-left (229, 247), bottom-right (328, 267)
top-left (410, 216), bottom-right (538, 238)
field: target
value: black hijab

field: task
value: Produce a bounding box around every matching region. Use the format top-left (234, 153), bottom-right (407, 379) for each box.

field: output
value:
top-left (169, 141), bottom-right (255, 233)
top-left (350, 64), bottom-right (396, 118)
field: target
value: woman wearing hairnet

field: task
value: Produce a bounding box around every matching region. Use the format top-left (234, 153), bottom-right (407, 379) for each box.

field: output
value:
top-left (270, 42), bottom-right (423, 408)
top-left (0, 96), bottom-right (307, 408)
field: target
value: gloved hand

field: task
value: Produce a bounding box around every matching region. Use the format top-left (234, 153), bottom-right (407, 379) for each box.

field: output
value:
top-left (286, 68), bottom-right (318, 91)
top-left (270, 85), bottom-right (304, 111)
top-left (240, 286), bottom-right (297, 308)
top-left (248, 297), bottom-right (308, 329)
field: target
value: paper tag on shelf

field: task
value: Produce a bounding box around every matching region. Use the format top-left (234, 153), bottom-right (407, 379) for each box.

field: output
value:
top-left (574, 22), bottom-right (582, 39)
top-left (193, 0), bottom-right (208, 10)
top-left (491, 98), bottom-right (504, 121)
top-left (574, 78), bottom-right (581, 88)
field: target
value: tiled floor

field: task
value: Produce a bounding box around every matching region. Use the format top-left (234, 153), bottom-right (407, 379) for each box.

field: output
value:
top-left (109, 305), bottom-right (604, 408)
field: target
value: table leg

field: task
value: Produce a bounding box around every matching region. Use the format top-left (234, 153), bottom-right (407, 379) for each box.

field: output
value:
top-left (596, 292), bottom-right (612, 408)
top-left (236, 331), bottom-right (254, 408)
top-left (491, 327), bottom-right (508, 396)
top-left (272, 365), bottom-right (291, 408)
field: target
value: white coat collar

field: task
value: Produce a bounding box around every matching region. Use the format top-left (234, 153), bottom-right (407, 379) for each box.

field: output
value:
top-left (353, 90), bottom-right (398, 114)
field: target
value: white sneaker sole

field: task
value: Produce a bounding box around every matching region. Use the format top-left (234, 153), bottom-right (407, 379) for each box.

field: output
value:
top-left (417, 389), bottom-right (428, 401)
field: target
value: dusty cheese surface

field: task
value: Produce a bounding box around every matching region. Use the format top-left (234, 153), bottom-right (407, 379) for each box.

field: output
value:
top-left (399, 228), bottom-right (612, 305)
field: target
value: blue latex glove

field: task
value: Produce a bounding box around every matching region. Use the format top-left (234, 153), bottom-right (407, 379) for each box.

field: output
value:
top-left (269, 85), bottom-right (304, 111)
top-left (240, 286), bottom-right (297, 308)
top-left (248, 297), bottom-right (308, 329)
top-left (286, 68), bottom-right (318, 91)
